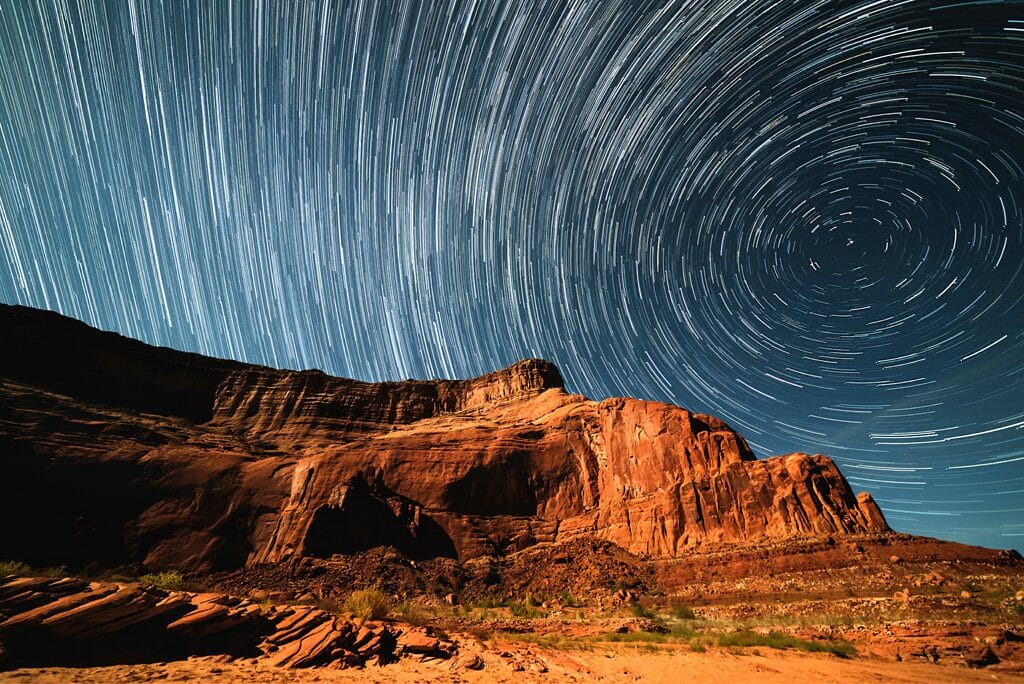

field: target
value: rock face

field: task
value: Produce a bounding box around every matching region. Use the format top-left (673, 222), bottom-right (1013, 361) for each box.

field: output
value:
top-left (0, 575), bottom-right (450, 669)
top-left (0, 304), bottom-right (889, 573)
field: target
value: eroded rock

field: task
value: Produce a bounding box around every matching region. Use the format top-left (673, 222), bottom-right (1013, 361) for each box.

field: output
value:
top-left (0, 305), bottom-right (890, 574)
top-left (0, 576), bottom-right (429, 670)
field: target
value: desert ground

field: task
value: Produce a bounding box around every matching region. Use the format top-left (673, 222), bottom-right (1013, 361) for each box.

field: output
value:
top-left (2, 643), bottom-right (1022, 683)
top-left (2, 534), bottom-right (1023, 682)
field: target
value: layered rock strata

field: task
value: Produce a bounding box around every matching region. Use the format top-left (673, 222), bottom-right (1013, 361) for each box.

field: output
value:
top-left (0, 304), bottom-right (889, 572)
top-left (0, 575), bottom-right (452, 669)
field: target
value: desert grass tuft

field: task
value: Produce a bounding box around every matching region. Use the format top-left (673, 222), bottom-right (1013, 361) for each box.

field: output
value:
top-left (0, 560), bottom-right (67, 579)
top-left (392, 600), bottom-right (433, 625)
top-left (716, 630), bottom-right (856, 658)
top-left (509, 601), bottom-right (547, 619)
top-left (599, 625), bottom-right (698, 644)
top-left (137, 570), bottom-right (185, 590)
top-left (557, 590), bottom-right (585, 607)
top-left (0, 560), bottom-right (33, 577)
top-left (343, 586), bottom-right (393, 620)
top-left (668, 603), bottom-right (697, 620)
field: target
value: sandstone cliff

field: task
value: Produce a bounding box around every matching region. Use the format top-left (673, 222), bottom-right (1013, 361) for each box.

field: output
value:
top-left (0, 304), bottom-right (888, 572)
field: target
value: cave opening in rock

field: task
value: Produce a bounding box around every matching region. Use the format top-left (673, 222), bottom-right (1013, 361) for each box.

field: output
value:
top-left (302, 488), bottom-right (457, 561)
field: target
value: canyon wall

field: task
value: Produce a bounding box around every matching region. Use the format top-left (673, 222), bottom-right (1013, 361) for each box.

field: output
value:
top-left (0, 304), bottom-right (888, 572)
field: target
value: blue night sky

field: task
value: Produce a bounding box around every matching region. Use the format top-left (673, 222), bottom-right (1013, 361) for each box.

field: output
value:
top-left (1, 1), bottom-right (1023, 551)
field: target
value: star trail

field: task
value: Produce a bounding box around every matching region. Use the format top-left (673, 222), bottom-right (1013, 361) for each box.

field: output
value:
top-left (1, 1), bottom-right (1023, 550)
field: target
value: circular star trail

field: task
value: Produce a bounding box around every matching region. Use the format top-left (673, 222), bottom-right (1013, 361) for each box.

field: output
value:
top-left (2, 1), bottom-right (1024, 550)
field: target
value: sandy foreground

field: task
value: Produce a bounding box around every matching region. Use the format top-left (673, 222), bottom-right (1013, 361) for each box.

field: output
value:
top-left (2, 644), bottom-right (1022, 684)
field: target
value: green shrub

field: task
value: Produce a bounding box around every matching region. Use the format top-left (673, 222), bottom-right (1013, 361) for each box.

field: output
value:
top-left (670, 604), bottom-right (697, 620)
top-left (393, 601), bottom-right (431, 625)
top-left (0, 561), bottom-right (66, 578)
top-left (471, 596), bottom-right (508, 609)
top-left (137, 571), bottom-right (184, 590)
top-left (557, 591), bottom-right (584, 608)
top-left (600, 625), bottom-right (697, 644)
top-left (507, 632), bottom-right (589, 650)
top-left (628, 603), bottom-right (654, 618)
top-left (0, 560), bottom-right (32, 577)
top-left (603, 631), bottom-right (668, 643)
top-left (716, 630), bottom-right (856, 658)
top-left (316, 597), bottom-right (344, 613)
top-left (509, 602), bottom-right (544, 619)
top-left (343, 587), bottom-right (393, 620)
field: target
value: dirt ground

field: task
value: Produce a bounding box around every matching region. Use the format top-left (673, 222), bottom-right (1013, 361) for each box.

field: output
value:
top-left (3, 643), bottom-right (1021, 684)
top-left (3, 535), bottom-right (1022, 682)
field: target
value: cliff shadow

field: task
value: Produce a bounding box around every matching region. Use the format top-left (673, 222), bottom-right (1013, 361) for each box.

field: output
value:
top-left (302, 475), bottom-right (457, 561)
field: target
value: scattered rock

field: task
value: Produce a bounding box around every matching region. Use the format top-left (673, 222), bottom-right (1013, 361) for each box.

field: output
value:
top-left (458, 654), bottom-right (485, 670)
top-left (396, 627), bottom-right (456, 660)
top-left (607, 618), bottom-right (668, 635)
top-left (963, 644), bottom-right (999, 668)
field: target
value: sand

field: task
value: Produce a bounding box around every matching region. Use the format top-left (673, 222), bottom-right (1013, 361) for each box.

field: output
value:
top-left (3, 643), bottom-right (1021, 683)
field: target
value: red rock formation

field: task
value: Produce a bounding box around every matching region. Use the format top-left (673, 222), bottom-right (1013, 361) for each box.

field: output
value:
top-left (0, 575), bottom-right (444, 669)
top-left (0, 304), bottom-right (888, 573)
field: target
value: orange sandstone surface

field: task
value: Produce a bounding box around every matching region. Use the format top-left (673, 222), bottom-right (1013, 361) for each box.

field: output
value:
top-left (0, 304), bottom-right (886, 574)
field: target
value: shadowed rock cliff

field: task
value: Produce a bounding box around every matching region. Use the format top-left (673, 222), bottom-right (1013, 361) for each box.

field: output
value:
top-left (0, 304), bottom-right (888, 572)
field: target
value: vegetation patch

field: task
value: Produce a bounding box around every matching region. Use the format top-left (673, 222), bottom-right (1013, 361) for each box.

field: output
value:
top-left (468, 595), bottom-right (508, 609)
top-left (0, 560), bottom-right (68, 579)
top-left (513, 625), bottom-right (857, 658)
top-left (627, 603), bottom-right (655, 618)
top-left (668, 603), bottom-right (697, 620)
top-left (0, 560), bottom-right (32, 577)
top-left (137, 571), bottom-right (185, 590)
top-left (599, 626), bottom-right (697, 643)
top-left (343, 586), bottom-right (393, 620)
top-left (557, 590), bottom-right (584, 607)
top-left (506, 632), bottom-right (593, 651)
top-left (716, 630), bottom-right (856, 658)
top-left (509, 601), bottom-right (547, 619)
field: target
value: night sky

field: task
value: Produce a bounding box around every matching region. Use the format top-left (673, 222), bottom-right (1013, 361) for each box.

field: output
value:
top-left (1, 1), bottom-right (1023, 551)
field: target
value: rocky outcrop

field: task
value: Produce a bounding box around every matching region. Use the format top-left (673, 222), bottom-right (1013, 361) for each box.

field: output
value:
top-left (208, 357), bottom-right (564, 440)
top-left (0, 304), bottom-right (889, 573)
top-left (0, 575), bottom-right (450, 669)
